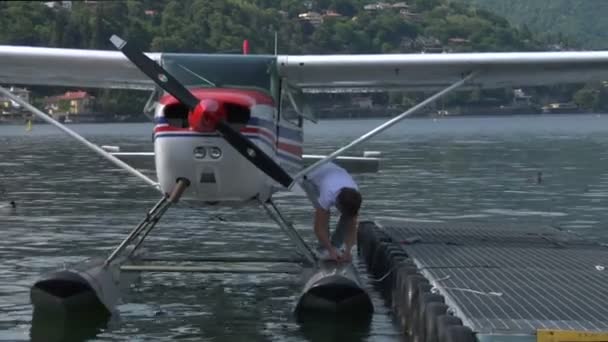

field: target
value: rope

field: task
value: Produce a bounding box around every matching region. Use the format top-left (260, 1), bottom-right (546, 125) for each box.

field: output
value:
top-left (432, 275), bottom-right (503, 296)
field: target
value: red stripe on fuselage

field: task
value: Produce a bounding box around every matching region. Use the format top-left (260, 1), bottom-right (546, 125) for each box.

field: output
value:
top-left (241, 127), bottom-right (275, 144)
top-left (278, 142), bottom-right (302, 156)
top-left (154, 125), bottom-right (186, 133)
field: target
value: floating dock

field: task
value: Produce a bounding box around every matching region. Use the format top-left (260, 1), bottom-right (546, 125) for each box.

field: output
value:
top-left (358, 220), bottom-right (608, 342)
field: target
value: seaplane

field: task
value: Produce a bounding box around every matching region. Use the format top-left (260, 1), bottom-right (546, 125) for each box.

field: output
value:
top-left (2, 34), bottom-right (608, 324)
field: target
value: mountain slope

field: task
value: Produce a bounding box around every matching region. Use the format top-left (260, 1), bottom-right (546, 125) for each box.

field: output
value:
top-left (462, 0), bottom-right (608, 49)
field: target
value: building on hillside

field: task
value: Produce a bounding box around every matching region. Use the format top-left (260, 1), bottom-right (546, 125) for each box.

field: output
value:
top-left (0, 87), bottom-right (30, 114)
top-left (416, 36), bottom-right (446, 53)
top-left (364, 2), bottom-right (413, 11)
top-left (399, 9), bottom-right (421, 21)
top-left (392, 2), bottom-right (410, 9)
top-left (322, 10), bottom-right (342, 19)
top-left (44, 91), bottom-right (95, 118)
top-left (298, 11), bottom-right (323, 27)
top-left (352, 96), bottom-right (373, 109)
top-left (448, 37), bottom-right (470, 45)
top-left (44, 1), bottom-right (72, 11)
top-left (364, 2), bottom-right (392, 11)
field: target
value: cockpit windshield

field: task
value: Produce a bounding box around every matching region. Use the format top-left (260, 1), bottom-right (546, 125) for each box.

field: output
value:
top-left (161, 53), bottom-right (277, 98)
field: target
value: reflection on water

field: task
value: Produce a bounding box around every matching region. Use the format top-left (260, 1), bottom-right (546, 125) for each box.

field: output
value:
top-left (2, 115), bottom-right (608, 341)
top-left (296, 312), bottom-right (373, 342)
top-left (30, 307), bottom-right (110, 342)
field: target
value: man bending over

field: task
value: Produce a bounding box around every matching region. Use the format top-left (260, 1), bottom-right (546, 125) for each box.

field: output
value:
top-left (304, 162), bottom-right (362, 262)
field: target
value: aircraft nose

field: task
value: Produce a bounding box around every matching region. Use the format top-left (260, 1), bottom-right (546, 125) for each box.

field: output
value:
top-left (188, 98), bottom-right (225, 132)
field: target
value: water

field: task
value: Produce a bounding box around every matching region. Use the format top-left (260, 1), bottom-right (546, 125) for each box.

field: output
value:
top-left (1, 114), bottom-right (608, 341)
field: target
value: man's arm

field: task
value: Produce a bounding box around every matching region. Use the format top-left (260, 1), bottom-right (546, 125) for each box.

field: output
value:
top-left (313, 207), bottom-right (333, 251)
top-left (342, 215), bottom-right (358, 260)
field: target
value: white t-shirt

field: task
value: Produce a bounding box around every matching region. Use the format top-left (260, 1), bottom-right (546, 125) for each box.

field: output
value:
top-left (306, 162), bottom-right (358, 210)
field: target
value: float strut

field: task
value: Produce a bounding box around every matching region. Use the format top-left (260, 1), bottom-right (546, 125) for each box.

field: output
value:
top-left (260, 199), bottom-right (317, 266)
top-left (291, 71), bottom-right (479, 186)
top-left (104, 178), bottom-right (190, 267)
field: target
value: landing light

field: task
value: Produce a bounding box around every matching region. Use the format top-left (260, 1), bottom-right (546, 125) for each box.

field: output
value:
top-left (194, 146), bottom-right (206, 159)
top-left (210, 147), bottom-right (222, 159)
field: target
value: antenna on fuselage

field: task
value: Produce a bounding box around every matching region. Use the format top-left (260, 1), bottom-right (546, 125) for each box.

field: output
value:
top-left (274, 31), bottom-right (278, 55)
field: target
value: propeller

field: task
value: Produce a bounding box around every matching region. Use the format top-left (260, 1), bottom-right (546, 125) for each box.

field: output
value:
top-left (110, 35), bottom-right (293, 188)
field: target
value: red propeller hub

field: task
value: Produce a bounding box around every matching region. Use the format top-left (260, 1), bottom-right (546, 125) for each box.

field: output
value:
top-left (189, 99), bottom-right (225, 132)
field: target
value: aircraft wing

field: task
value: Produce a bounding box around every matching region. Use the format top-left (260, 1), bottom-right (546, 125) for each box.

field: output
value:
top-left (0, 46), bottom-right (158, 90)
top-left (277, 52), bottom-right (608, 92)
top-left (3, 46), bottom-right (607, 92)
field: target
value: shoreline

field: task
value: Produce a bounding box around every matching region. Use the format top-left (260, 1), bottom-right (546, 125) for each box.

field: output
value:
top-left (0, 112), bottom-right (605, 126)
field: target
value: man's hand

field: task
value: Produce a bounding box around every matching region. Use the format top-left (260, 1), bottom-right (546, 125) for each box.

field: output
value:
top-left (339, 249), bottom-right (352, 263)
top-left (327, 246), bottom-right (340, 261)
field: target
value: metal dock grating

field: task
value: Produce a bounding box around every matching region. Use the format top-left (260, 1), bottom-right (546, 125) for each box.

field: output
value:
top-left (377, 220), bottom-right (608, 334)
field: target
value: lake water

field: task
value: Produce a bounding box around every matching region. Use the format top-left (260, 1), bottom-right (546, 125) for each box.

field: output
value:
top-left (1, 114), bottom-right (608, 341)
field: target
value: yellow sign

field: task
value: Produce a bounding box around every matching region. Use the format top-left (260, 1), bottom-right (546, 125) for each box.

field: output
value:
top-left (538, 329), bottom-right (608, 342)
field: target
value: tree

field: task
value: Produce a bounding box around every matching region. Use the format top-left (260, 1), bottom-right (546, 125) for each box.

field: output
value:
top-left (573, 87), bottom-right (599, 111)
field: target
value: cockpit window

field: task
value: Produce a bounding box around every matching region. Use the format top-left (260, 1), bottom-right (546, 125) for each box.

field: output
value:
top-left (162, 54), bottom-right (276, 99)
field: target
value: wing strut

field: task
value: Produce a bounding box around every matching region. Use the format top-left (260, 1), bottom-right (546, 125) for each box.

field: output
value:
top-left (0, 85), bottom-right (159, 189)
top-left (289, 71), bottom-right (479, 188)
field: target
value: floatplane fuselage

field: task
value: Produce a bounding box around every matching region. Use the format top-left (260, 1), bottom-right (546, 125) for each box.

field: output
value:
top-left (152, 60), bottom-right (303, 205)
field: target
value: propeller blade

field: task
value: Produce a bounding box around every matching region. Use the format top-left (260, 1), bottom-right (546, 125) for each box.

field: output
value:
top-left (110, 35), bottom-right (294, 188)
top-left (110, 35), bottom-right (199, 109)
top-left (215, 121), bottom-right (293, 187)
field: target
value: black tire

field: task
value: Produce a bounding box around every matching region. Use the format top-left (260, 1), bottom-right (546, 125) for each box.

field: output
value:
top-left (360, 226), bottom-right (379, 264)
top-left (393, 267), bottom-right (419, 328)
top-left (445, 326), bottom-right (475, 342)
top-left (424, 303), bottom-right (448, 342)
top-left (367, 240), bottom-right (385, 270)
top-left (407, 280), bottom-right (431, 336)
top-left (384, 250), bottom-right (408, 290)
top-left (414, 293), bottom-right (444, 342)
top-left (370, 242), bottom-right (391, 277)
top-left (401, 275), bottom-right (427, 333)
top-left (357, 223), bottom-right (373, 257)
top-left (437, 315), bottom-right (463, 342)
top-left (361, 232), bottom-right (378, 265)
top-left (392, 265), bottom-right (419, 317)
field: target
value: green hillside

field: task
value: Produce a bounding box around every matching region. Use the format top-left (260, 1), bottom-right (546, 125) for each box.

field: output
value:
top-left (0, 0), bottom-right (602, 115)
top-left (462, 0), bottom-right (608, 49)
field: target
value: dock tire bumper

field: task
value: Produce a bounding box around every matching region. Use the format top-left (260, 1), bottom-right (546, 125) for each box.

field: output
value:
top-left (424, 302), bottom-right (449, 342)
top-left (437, 315), bottom-right (464, 342)
top-left (445, 325), bottom-right (475, 342)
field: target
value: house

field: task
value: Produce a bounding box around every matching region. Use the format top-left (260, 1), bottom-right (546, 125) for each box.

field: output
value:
top-left (416, 36), bottom-right (446, 53)
top-left (298, 11), bottom-right (323, 27)
top-left (364, 2), bottom-right (411, 11)
top-left (45, 91), bottom-right (95, 117)
top-left (352, 96), bottom-right (373, 109)
top-left (323, 10), bottom-right (342, 19)
top-left (0, 87), bottom-right (30, 114)
top-left (392, 2), bottom-right (411, 10)
top-left (448, 37), bottom-right (470, 45)
top-left (399, 9), bottom-right (421, 21)
top-left (364, 2), bottom-right (392, 11)
top-left (144, 9), bottom-right (158, 17)
top-left (44, 1), bottom-right (72, 11)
